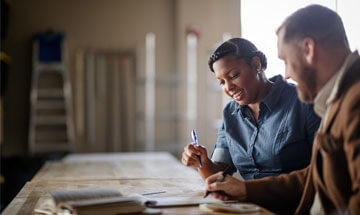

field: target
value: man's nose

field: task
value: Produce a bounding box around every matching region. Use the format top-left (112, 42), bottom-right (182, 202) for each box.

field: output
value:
top-left (283, 69), bottom-right (291, 81)
top-left (283, 75), bottom-right (290, 81)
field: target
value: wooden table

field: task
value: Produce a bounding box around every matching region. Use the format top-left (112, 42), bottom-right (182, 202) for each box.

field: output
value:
top-left (2, 152), bottom-right (273, 214)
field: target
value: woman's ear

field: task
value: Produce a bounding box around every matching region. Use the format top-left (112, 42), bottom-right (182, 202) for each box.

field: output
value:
top-left (251, 56), bottom-right (262, 72)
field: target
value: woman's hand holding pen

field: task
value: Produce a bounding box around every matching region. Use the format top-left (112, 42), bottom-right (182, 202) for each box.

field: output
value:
top-left (181, 143), bottom-right (209, 168)
top-left (205, 171), bottom-right (247, 201)
top-left (181, 143), bottom-right (226, 180)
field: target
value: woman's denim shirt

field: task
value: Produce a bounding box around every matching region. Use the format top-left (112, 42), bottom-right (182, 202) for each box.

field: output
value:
top-left (211, 75), bottom-right (321, 180)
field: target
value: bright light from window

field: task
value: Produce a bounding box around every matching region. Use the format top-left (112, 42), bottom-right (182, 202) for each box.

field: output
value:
top-left (337, 0), bottom-right (360, 51)
top-left (240, 0), bottom-right (351, 79)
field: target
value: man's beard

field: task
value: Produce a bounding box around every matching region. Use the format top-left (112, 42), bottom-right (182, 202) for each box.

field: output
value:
top-left (296, 65), bottom-right (317, 103)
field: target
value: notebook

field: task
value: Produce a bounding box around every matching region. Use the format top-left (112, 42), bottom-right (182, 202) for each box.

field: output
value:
top-left (33, 188), bottom-right (230, 215)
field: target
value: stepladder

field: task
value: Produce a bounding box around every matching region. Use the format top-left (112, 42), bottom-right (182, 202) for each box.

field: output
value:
top-left (29, 33), bottom-right (75, 154)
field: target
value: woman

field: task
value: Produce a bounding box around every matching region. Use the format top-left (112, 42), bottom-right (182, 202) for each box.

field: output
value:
top-left (181, 38), bottom-right (320, 180)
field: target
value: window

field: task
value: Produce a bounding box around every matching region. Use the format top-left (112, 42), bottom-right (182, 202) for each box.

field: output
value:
top-left (241, 0), bottom-right (360, 79)
top-left (337, 0), bottom-right (360, 51)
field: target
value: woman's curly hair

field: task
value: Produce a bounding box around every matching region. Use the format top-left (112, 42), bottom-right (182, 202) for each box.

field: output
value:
top-left (208, 38), bottom-right (267, 72)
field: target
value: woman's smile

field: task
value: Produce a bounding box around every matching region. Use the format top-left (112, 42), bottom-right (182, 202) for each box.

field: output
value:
top-left (231, 89), bottom-right (245, 101)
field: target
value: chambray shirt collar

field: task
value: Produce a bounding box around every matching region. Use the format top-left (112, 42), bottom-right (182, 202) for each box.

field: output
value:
top-left (262, 75), bottom-right (285, 112)
top-left (234, 75), bottom-right (284, 115)
top-left (314, 51), bottom-right (359, 118)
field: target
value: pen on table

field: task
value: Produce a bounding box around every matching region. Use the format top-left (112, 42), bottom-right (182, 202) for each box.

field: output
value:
top-left (203, 165), bottom-right (234, 198)
top-left (141, 191), bottom-right (166, 196)
top-left (191, 129), bottom-right (202, 168)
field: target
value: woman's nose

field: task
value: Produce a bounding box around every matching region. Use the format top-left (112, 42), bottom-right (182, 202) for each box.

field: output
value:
top-left (225, 81), bottom-right (234, 91)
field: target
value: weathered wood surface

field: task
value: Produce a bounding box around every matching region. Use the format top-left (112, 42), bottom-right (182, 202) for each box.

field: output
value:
top-left (32, 152), bottom-right (201, 181)
top-left (2, 152), bottom-right (274, 215)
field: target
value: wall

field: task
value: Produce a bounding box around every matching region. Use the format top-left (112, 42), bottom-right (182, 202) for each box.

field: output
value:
top-left (2, 0), bottom-right (241, 157)
top-left (3, 0), bottom-right (175, 155)
top-left (175, 0), bottom-right (241, 156)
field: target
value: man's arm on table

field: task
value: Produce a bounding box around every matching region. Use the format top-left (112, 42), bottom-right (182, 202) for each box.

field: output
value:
top-left (206, 166), bottom-right (309, 214)
top-left (245, 167), bottom-right (309, 214)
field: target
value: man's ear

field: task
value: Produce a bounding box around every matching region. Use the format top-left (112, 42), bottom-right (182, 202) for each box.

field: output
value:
top-left (302, 37), bottom-right (315, 65)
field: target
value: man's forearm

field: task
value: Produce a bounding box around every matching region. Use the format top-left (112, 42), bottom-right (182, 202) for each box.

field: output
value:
top-left (198, 159), bottom-right (228, 180)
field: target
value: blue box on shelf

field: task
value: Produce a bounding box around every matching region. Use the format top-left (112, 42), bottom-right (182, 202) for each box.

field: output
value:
top-left (35, 33), bottom-right (65, 62)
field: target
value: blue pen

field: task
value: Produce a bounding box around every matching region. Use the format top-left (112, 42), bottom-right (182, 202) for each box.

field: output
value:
top-left (191, 129), bottom-right (202, 168)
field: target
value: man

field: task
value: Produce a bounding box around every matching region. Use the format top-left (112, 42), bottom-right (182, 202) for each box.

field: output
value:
top-left (205, 4), bottom-right (360, 214)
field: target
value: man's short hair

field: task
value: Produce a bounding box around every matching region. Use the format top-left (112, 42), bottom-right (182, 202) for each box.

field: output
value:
top-left (277, 4), bottom-right (349, 48)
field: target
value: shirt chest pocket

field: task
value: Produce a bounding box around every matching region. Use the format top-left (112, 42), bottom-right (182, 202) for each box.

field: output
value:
top-left (273, 126), bottom-right (311, 170)
top-left (275, 127), bottom-right (289, 145)
top-left (226, 134), bottom-right (253, 167)
top-left (272, 119), bottom-right (292, 155)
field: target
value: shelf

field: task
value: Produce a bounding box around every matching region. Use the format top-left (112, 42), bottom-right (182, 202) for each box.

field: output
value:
top-left (30, 142), bottom-right (72, 153)
top-left (34, 63), bottom-right (67, 72)
top-left (36, 100), bottom-right (65, 110)
top-left (37, 89), bottom-right (64, 98)
top-left (35, 115), bottom-right (67, 125)
top-left (35, 130), bottom-right (68, 141)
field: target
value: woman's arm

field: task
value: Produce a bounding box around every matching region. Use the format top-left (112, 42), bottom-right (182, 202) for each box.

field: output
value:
top-left (182, 143), bottom-right (228, 180)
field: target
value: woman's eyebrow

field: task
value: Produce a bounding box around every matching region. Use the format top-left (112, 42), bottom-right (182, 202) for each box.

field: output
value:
top-left (215, 67), bottom-right (237, 79)
top-left (225, 67), bottom-right (237, 75)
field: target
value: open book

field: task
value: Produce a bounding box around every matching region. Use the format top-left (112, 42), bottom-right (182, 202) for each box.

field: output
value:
top-left (34, 188), bottom-right (228, 215)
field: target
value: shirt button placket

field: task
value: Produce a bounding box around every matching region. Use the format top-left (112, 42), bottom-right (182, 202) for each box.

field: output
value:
top-left (251, 129), bottom-right (258, 147)
top-left (250, 128), bottom-right (258, 162)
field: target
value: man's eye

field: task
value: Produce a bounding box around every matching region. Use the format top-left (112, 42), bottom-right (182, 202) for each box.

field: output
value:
top-left (218, 81), bottom-right (225, 86)
top-left (230, 73), bottom-right (239, 79)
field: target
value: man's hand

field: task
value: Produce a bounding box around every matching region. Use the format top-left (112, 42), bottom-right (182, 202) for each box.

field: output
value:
top-left (205, 171), bottom-right (247, 201)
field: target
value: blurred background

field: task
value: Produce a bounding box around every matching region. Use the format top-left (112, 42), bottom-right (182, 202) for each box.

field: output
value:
top-left (0, 0), bottom-right (359, 211)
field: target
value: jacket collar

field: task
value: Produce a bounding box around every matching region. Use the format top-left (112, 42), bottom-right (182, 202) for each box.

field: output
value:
top-left (314, 51), bottom-right (359, 119)
top-left (321, 52), bottom-right (360, 132)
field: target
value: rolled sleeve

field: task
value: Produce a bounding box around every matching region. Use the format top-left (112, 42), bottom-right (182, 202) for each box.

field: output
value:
top-left (211, 147), bottom-right (232, 164)
top-left (211, 122), bottom-right (234, 166)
